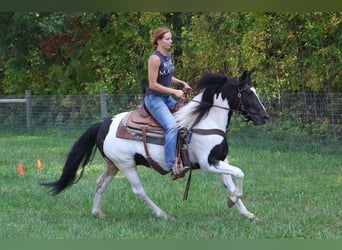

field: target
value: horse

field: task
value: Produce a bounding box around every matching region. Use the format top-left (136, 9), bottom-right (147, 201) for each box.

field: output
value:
top-left (41, 70), bottom-right (269, 221)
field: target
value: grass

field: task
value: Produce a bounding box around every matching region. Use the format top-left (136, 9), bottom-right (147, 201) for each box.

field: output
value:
top-left (0, 129), bottom-right (341, 239)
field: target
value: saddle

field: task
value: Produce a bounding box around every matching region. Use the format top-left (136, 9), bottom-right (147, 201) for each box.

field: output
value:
top-left (126, 104), bottom-right (166, 134)
top-left (116, 99), bottom-right (189, 175)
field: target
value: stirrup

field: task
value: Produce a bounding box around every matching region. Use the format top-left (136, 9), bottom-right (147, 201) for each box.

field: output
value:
top-left (171, 160), bottom-right (190, 180)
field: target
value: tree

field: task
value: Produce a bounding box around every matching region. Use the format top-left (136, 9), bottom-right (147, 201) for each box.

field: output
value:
top-left (0, 12), bottom-right (341, 95)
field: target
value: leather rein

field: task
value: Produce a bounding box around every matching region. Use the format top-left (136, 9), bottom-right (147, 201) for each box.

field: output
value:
top-left (187, 85), bottom-right (249, 139)
top-left (189, 83), bottom-right (264, 127)
top-left (182, 80), bottom-right (263, 200)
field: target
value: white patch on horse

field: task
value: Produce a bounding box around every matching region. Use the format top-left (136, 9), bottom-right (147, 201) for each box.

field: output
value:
top-left (251, 87), bottom-right (266, 111)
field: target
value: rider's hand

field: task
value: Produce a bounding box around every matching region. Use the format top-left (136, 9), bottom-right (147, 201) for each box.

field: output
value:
top-left (183, 82), bottom-right (192, 91)
top-left (173, 89), bottom-right (185, 99)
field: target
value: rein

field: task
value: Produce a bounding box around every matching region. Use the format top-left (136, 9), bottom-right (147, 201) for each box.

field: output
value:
top-left (182, 80), bottom-right (266, 200)
top-left (189, 83), bottom-right (264, 122)
top-left (182, 85), bottom-right (252, 201)
top-left (190, 89), bottom-right (247, 115)
top-left (190, 99), bottom-right (231, 111)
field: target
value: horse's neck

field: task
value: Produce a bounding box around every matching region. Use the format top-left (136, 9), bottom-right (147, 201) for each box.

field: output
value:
top-left (194, 93), bottom-right (229, 131)
top-left (175, 92), bottom-right (229, 131)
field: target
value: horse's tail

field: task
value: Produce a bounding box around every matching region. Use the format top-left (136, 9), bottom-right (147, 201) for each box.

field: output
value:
top-left (41, 122), bottom-right (103, 195)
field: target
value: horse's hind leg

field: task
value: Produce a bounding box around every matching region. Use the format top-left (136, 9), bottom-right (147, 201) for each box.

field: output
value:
top-left (92, 158), bottom-right (119, 217)
top-left (123, 169), bottom-right (172, 220)
top-left (220, 173), bottom-right (259, 221)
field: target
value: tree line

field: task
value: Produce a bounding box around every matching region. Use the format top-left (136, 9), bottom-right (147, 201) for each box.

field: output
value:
top-left (0, 12), bottom-right (341, 96)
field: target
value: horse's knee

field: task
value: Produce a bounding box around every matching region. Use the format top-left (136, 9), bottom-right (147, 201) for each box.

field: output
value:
top-left (236, 170), bottom-right (244, 179)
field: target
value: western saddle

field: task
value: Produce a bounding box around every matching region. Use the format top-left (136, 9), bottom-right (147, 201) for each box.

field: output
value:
top-left (116, 99), bottom-right (191, 177)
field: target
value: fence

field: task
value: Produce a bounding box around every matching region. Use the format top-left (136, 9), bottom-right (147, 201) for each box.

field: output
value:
top-left (0, 90), bottom-right (341, 151)
top-left (0, 90), bottom-right (32, 128)
top-left (0, 90), bottom-right (144, 130)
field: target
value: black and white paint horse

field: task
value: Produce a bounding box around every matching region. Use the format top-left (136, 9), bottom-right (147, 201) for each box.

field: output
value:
top-left (42, 70), bottom-right (269, 221)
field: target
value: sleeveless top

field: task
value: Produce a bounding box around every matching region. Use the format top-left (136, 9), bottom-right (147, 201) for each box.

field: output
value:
top-left (146, 50), bottom-right (175, 97)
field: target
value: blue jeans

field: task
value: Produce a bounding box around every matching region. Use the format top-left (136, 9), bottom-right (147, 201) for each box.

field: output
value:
top-left (144, 94), bottom-right (178, 170)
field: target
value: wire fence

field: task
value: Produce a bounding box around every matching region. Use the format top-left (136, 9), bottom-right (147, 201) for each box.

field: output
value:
top-left (1, 91), bottom-right (341, 152)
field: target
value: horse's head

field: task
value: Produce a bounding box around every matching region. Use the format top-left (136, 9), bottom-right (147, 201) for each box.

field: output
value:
top-left (232, 70), bottom-right (269, 125)
top-left (182, 70), bottom-right (269, 129)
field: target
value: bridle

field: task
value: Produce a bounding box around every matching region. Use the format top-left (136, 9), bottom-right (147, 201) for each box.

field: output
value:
top-left (189, 83), bottom-right (253, 115)
top-left (187, 79), bottom-right (268, 134)
top-left (185, 83), bottom-right (250, 139)
top-left (182, 79), bottom-right (260, 201)
top-left (182, 77), bottom-right (267, 200)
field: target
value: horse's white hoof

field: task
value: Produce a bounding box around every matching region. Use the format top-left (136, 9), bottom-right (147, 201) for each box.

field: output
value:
top-left (160, 213), bottom-right (174, 221)
top-left (244, 213), bottom-right (259, 222)
top-left (92, 210), bottom-right (106, 218)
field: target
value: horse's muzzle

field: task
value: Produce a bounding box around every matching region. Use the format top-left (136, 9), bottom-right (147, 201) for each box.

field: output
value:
top-left (250, 112), bottom-right (269, 125)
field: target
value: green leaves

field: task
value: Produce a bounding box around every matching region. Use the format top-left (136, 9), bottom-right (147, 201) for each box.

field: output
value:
top-left (0, 12), bottom-right (341, 95)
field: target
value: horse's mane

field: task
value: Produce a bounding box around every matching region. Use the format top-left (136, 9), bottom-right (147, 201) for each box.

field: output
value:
top-left (175, 72), bottom-right (231, 129)
top-left (196, 72), bottom-right (228, 89)
top-left (194, 73), bottom-right (228, 123)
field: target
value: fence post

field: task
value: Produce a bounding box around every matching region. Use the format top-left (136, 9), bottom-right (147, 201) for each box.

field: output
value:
top-left (100, 89), bottom-right (108, 120)
top-left (25, 90), bottom-right (32, 128)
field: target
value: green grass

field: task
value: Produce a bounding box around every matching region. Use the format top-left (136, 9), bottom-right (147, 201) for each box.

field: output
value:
top-left (0, 129), bottom-right (341, 239)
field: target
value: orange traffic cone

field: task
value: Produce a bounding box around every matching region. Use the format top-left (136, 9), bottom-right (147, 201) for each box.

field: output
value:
top-left (17, 163), bottom-right (24, 176)
top-left (36, 160), bottom-right (43, 171)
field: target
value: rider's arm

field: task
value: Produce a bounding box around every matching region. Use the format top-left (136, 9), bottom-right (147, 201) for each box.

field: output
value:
top-left (148, 55), bottom-right (184, 98)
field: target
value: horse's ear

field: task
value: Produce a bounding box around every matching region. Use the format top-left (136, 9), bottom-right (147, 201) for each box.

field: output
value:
top-left (241, 70), bottom-right (249, 81)
top-left (241, 69), bottom-right (254, 81)
top-left (247, 68), bottom-right (255, 77)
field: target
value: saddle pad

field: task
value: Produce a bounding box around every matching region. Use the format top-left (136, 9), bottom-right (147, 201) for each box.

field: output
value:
top-left (116, 119), bottom-right (164, 145)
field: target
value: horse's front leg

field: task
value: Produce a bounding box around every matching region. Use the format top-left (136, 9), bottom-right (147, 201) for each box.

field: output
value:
top-left (220, 173), bottom-right (259, 221)
top-left (201, 160), bottom-right (244, 206)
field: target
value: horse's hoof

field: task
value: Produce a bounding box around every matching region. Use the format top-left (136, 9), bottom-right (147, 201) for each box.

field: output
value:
top-left (227, 197), bottom-right (236, 208)
top-left (245, 213), bottom-right (260, 222)
top-left (166, 215), bottom-right (175, 221)
top-left (163, 213), bottom-right (175, 221)
top-left (252, 216), bottom-right (260, 222)
top-left (92, 210), bottom-right (106, 218)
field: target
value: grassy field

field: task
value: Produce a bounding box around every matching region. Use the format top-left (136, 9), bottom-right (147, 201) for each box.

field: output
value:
top-left (0, 129), bottom-right (341, 239)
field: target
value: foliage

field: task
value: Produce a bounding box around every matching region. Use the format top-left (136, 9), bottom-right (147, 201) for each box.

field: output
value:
top-left (0, 12), bottom-right (341, 95)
